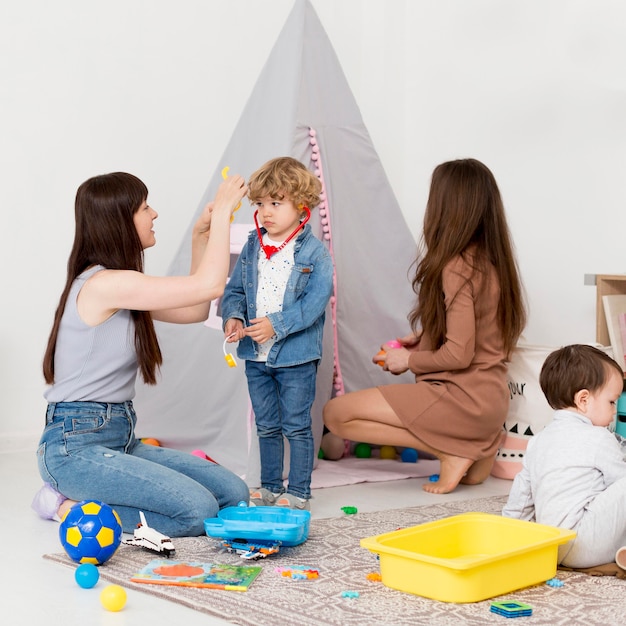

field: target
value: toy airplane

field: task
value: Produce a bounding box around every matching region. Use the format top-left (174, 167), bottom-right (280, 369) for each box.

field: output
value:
top-left (219, 537), bottom-right (281, 560)
top-left (122, 511), bottom-right (176, 557)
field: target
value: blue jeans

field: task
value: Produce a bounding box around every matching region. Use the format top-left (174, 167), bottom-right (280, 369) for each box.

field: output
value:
top-left (245, 360), bottom-right (317, 499)
top-left (36, 401), bottom-right (249, 537)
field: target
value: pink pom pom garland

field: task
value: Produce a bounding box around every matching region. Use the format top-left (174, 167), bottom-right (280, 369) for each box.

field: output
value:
top-left (308, 127), bottom-right (345, 403)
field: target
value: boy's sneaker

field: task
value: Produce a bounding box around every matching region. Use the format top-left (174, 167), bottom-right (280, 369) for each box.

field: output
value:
top-left (275, 492), bottom-right (311, 511)
top-left (31, 483), bottom-right (67, 521)
top-left (249, 487), bottom-right (281, 507)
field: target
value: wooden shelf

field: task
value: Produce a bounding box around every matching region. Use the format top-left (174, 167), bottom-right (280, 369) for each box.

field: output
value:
top-left (594, 274), bottom-right (626, 345)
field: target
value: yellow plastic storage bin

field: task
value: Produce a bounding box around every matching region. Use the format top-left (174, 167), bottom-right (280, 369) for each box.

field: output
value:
top-left (360, 512), bottom-right (576, 603)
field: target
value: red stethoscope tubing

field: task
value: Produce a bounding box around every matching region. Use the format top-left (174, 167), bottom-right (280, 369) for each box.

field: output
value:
top-left (253, 207), bottom-right (311, 259)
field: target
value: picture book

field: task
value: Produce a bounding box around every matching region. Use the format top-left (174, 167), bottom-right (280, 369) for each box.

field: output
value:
top-left (130, 560), bottom-right (262, 591)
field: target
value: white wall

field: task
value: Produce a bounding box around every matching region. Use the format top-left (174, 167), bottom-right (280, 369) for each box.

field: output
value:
top-left (2, 0), bottom-right (625, 450)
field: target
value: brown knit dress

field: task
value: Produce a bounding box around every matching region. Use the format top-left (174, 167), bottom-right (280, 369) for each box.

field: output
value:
top-left (378, 255), bottom-right (508, 461)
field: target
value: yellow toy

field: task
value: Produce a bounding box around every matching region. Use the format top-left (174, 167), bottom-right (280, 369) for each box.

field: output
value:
top-left (223, 335), bottom-right (237, 368)
top-left (221, 166), bottom-right (242, 222)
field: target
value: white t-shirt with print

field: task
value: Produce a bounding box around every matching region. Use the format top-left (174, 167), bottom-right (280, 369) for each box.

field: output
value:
top-left (253, 235), bottom-right (296, 361)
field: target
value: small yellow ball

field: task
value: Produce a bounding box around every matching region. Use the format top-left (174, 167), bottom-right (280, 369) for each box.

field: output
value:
top-left (100, 584), bottom-right (127, 612)
top-left (380, 445), bottom-right (397, 460)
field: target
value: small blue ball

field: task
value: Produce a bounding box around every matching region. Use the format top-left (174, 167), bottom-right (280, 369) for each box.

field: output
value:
top-left (75, 563), bottom-right (100, 588)
top-left (400, 448), bottom-right (418, 463)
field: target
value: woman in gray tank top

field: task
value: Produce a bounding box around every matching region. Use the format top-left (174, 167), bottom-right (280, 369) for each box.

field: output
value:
top-left (32, 171), bottom-right (250, 537)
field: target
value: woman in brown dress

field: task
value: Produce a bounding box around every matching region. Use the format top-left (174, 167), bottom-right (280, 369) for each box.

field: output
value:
top-left (323, 158), bottom-right (526, 494)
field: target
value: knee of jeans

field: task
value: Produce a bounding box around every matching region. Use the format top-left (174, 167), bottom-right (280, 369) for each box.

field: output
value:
top-left (228, 480), bottom-right (251, 507)
top-left (256, 424), bottom-right (282, 438)
top-left (283, 424), bottom-right (313, 440)
top-left (181, 502), bottom-right (219, 537)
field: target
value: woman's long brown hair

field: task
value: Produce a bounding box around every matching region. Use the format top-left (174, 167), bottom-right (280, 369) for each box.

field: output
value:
top-left (43, 172), bottom-right (162, 386)
top-left (408, 159), bottom-right (526, 359)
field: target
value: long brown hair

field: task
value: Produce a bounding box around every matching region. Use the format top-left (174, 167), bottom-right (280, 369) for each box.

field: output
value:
top-left (408, 159), bottom-right (526, 359)
top-left (43, 172), bottom-right (163, 385)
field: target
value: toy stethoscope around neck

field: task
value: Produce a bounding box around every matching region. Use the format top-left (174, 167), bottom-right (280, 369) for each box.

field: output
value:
top-left (253, 206), bottom-right (311, 259)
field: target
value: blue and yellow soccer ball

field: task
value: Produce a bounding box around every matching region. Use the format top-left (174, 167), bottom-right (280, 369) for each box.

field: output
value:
top-left (59, 500), bottom-right (123, 565)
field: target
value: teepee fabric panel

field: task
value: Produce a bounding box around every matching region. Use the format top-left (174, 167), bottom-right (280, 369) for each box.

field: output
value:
top-left (133, 0), bottom-right (417, 480)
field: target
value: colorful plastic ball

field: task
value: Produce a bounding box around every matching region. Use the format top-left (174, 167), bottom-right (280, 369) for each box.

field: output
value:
top-left (321, 431), bottom-right (345, 461)
top-left (385, 340), bottom-right (402, 349)
top-left (380, 445), bottom-right (397, 460)
top-left (74, 562), bottom-right (100, 588)
top-left (141, 437), bottom-right (161, 446)
top-left (354, 443), bottom-right (372, 458)
top-left (100, 584), bottom-right (127, 612)
top-left (400, 448), bottom-right (419, 463)
top-left (376, 349), bottom-right (387, 366)
top-left (190, 449), bottom-right (218, 463)
top-left (59, 500), bottom-right (123, 565)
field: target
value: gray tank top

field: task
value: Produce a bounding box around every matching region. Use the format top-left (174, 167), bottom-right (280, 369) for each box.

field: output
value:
top-left (44, 265), bottom-right (139, 402)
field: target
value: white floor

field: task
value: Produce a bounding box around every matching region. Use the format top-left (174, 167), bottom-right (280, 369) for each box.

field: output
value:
top-left (1, 447), bottom-right (511, 625)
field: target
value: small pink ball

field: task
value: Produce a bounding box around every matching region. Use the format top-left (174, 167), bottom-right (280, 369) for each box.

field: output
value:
top-left (385, 340), bottom-right (402, 349)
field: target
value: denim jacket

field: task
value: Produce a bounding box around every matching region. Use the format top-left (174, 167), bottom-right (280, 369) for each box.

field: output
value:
top-left (221, 224), bottom-right (334, 367)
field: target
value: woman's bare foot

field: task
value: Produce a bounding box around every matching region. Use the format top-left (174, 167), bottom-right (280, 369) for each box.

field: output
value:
top-left (460, 456), bottom-right (495, 486)
top-left (423, 454), bottom-right (473, 494)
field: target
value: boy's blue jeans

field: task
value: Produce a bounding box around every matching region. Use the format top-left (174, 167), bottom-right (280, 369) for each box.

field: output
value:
top-left (37, 401), bottom-right (249, 537)
top-left (245, 360), bottom-right (317, 500)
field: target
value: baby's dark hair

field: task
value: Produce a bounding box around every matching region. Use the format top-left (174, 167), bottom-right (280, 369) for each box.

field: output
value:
top-left (539, 344), bottom-right (623, 410)
top-left (248, 157), bottom-right (321, 209)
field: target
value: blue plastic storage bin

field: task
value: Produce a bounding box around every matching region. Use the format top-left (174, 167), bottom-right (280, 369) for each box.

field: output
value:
top-left (204, 503), bottom-right (310, 546)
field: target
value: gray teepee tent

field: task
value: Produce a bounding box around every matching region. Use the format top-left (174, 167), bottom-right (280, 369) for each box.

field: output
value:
top-left (133, 0), bottom-right (417, 480)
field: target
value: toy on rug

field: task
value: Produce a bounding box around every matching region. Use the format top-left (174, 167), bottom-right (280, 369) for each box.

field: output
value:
top-left (122, 511), bottom-right (175, 557)
top-left (205, 502), bottom-right (310, 560)
top-left (219, 537), bottom-right (281, 560)
top-left (341, 506), bottom-right (358, 515)
top-left (275, 565), bottom-right (319, 580)
top-left (59, 499), bottom-right (123, 565)
top-left (131, 560), bottom-right (262, 590)
top-left (489, 600), bottom-right (532, 618)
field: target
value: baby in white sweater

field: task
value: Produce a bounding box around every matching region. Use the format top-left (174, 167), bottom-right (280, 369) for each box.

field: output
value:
top-left (503, 344), bottom-right (626, 570)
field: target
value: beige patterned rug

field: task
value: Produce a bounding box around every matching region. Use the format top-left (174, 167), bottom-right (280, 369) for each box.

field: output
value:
top-left (44, 496), bottom-right (625, 625)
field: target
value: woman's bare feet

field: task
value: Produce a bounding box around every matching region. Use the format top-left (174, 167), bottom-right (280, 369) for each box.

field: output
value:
top-left (423, 454), bottom-right (473, 494)
top-left (460, 456), bottom-right (495, 486)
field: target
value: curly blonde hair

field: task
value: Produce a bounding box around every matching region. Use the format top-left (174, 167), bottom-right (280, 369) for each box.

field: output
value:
top-left (248, 157), bottom-right (321, 210)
